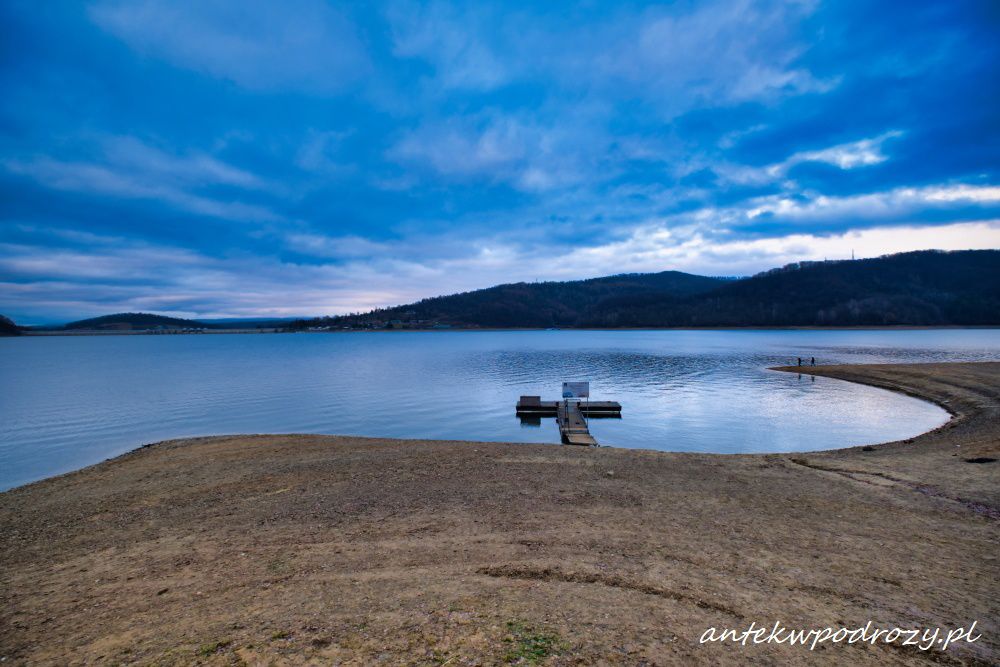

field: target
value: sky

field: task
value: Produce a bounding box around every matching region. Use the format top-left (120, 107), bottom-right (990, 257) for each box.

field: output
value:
top-left (1, 1), bottom-right (998, 324)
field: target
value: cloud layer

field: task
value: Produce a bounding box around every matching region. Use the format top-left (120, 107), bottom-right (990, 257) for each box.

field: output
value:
top-left (0, 0), bottom-right (998, 322)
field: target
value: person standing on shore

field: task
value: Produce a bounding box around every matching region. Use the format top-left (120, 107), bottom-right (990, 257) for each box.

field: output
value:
top-left (811, 357), bottom-right (816, 366)
top-left (797, 357), bottom-right (802, 366)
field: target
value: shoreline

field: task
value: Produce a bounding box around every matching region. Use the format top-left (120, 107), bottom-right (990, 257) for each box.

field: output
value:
top-left (770, 363), bottom-right (960, 431)
top-left (2, 362), bottom-right (998, 664)
top-left (0, 363), bottom-right (954, 494)
top-left (11, 324), bottom-right (1000, 336)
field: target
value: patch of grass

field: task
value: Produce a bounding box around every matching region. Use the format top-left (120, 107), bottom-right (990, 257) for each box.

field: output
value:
top-left (266, 558), bottom-right (286, 573)
top-left (197, 639), bottom-right (231, 656)
top-left (429, 648), bottom-right (449, 665)
top-left (270, 630), bottom-right (291, 640)
top-left (502, 620), bottom-right (565, 664)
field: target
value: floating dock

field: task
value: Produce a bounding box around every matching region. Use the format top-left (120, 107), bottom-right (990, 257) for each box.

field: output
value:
top-left (516, 395), bottom-right (621, 446)
top-left (515, 397), bottom-right (622, 416)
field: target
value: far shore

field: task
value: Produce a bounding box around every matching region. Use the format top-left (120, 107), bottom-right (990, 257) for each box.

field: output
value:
top-left (2, 362), bottom-right (998, 665)
top-left (13, 324), bottom-right (1000, 337)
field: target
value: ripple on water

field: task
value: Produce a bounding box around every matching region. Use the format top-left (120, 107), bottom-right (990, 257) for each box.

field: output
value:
top-left (1, 329), bottom-right (994, 489)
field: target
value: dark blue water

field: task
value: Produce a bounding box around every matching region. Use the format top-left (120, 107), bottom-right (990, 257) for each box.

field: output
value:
top-left (2, 329), bottom-right (998, 490)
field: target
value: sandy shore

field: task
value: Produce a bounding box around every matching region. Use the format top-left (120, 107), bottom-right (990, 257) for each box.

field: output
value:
top-left (1, 363), bottom-right (997, 665)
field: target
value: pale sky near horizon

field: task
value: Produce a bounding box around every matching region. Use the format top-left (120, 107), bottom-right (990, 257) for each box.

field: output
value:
top-left (1, 1), bottom-right (998, 323)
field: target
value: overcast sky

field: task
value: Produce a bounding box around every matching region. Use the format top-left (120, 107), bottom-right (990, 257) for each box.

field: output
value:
top-left (1, 0), bottom-right (998, 323)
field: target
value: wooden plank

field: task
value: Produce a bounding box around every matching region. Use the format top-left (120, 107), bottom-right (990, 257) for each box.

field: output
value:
top-left (557, 401), bottom-right (598, 446)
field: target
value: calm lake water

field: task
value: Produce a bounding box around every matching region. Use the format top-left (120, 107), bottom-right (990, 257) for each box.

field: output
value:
top-left (2, 329), bottom-right (998, 490)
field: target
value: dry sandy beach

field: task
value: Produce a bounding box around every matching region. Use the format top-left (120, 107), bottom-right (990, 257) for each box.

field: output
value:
top-left (1, 363), bottom-right (997, 665)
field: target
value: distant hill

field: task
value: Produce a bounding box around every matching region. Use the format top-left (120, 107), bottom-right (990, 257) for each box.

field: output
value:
top-left (0, 314), bottom-right (21, 336)
top-left (29, 250), bottom-right (1000, 332)
top-left (63, 312), bottom-right (211, 331)
top-left (295, 249), bottom-right (1000, 329)
top-left (295, 271), bottom-right (729, 329)
top-left (201, 317), bottom-right (300, 329)
top-left (581, 249), bottom-right (1000, 327)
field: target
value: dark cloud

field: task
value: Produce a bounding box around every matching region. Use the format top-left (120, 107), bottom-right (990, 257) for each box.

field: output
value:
top-left (0, 0), bottom-right (997, 322)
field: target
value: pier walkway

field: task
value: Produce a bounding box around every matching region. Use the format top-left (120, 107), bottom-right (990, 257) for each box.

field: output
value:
top-left (556, 401), bottom-right (598, 446)
top-left (516, 396), bottom-right (620, 446)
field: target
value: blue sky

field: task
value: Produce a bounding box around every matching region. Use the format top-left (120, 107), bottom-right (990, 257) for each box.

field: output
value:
top-left (1, 0), bottom-right (998, 323)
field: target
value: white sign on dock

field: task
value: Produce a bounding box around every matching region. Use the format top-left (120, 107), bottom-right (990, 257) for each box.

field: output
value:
top-left (562, 381), bottom-right (590, 399)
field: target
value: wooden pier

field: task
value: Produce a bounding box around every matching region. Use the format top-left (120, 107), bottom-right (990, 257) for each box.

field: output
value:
top-left (516, 395), bottom-right (621, 446)
top-left (556, 401), bottom-right (598, 446)
top-left (515, 397), bottom-right (622, 416)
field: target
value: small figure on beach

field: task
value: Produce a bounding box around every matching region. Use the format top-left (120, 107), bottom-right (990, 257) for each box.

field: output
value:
top-left (797, 357), bottom-right (802, 366)
top-left (811, 357), bottom-right (816, 366)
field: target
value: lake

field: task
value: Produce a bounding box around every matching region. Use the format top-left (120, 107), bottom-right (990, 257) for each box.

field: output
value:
top-left (2, 329), bottom-right (999, 490)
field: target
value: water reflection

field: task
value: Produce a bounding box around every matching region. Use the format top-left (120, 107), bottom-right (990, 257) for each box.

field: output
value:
top-left (1, 329), bottom-right (997, 490)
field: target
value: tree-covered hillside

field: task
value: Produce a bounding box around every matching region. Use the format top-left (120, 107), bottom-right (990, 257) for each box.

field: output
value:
top-left (63, 313), bottom-right (210, 330)
top-left (296, 250), bottom-right (1000, 329)
top-left (581, 250), bottom-right (1000, 327)
top-left (0, 314), bottom-right (21, 336)
top-left (296, 271), bottom-right (728, 329)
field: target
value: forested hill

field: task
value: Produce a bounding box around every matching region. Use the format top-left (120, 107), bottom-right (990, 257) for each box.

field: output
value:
top-left (581, 249), bottom-right (1000, 327)
top-left (296, 250), bottom-right (1000, 329)
top-left (0, 314), bottom-right (21, 336)
top-left (63, 312), bottom-right (211, 330)
top-left (298, 271), bottom-right (728, 329)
